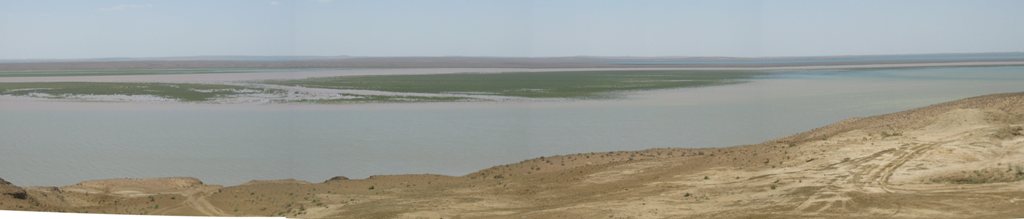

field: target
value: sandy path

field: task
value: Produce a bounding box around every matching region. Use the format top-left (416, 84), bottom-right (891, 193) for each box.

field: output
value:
top-left (183, 188), bottom-right (228, 216)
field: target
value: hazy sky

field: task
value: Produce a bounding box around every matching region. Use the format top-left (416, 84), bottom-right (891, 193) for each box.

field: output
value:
top-left (1, 0), bottom-right (1023, 59)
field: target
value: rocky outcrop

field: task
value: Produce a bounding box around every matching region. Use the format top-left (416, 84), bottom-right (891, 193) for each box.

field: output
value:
top-left (323, 176), bottom-right (350, 183)
top-left (0, 178), bottom-right (27, 200)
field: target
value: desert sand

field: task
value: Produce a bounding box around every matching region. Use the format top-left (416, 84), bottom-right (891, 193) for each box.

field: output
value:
top-left (2, 92), bottom-right (1024, 218)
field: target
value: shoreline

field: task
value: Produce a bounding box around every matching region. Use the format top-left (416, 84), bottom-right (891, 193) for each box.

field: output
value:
top-left (8, 91), bottom-right (1022, 188)
top-left (4, 68), bottom-right (1024, 186)
top-left (2, 92), bottom-right (1023, 218)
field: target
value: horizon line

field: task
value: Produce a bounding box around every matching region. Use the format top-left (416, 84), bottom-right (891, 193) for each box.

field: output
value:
top-left (3, 51), bottom-right (1024, 63)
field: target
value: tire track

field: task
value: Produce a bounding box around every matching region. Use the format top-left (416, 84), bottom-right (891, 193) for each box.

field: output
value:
top-left (792, 139), bottom-right (950, 214)
top-left (183, 188), bottom-right (228, 216)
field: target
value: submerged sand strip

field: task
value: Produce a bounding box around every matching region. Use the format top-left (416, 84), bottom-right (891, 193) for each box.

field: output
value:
top-left (0, 61), bottom-right (1022, 83)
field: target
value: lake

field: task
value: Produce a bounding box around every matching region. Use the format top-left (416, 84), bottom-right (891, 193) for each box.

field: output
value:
top-left (2, 66), bottom-right (1023, 186)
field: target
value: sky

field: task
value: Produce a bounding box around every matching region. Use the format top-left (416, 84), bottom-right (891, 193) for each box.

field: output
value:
top-left (0, 0), bottom-right (1023, 59)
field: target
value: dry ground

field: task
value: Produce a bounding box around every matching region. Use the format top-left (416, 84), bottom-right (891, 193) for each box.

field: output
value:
top-left (3, 92), bottom-right (1024, 218)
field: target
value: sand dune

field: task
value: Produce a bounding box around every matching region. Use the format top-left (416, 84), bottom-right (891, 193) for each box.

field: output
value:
top-left (2, 92), bottom-right (1023, 218)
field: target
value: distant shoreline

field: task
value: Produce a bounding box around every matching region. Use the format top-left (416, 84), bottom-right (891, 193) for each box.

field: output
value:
top-left (2, 52), bottom-right (1024, 71)
top-left (0, 61), bottom-right (1022, 83)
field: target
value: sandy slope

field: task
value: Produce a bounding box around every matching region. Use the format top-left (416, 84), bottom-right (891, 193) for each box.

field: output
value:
top-left (2, 92), bottom-right (1023, 218)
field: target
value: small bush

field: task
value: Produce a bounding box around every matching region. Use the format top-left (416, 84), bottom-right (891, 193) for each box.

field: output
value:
top-left (930, 165), bottom-right (1024, 184)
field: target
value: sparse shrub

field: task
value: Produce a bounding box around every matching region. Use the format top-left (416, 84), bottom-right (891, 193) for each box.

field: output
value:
top-left (930, 165), bottom-right (1024, 184)
top-left (992, 125), bottom-right (1024, 139)
top-left (880, 131), bottom-right (902, 138)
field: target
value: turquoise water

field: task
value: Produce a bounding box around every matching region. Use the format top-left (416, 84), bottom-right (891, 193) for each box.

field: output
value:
top-left (1, 66), bottom-right (1023, 186)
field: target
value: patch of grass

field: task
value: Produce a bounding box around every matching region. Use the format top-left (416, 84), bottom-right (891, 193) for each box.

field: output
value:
top-left (269, 70), bottom-right (760, 98)
top-left (0, 82), bottom-right (276, 101)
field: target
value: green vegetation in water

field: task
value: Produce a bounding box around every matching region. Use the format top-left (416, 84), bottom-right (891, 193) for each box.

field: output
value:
top-left (295, 95), bottom-right (474, 104)
top-left (0, 68), bottom-right (305, 77)
top-left (0, 70), bottom-right (762, 103)
top-left (0, 82), bottom-right (277, 101)
top-left (269, 70), bottom-right (761, 98)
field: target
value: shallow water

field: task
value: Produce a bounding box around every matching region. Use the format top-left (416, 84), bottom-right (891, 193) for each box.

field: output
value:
top-left (2, 66), bottom-right (1023, 186)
